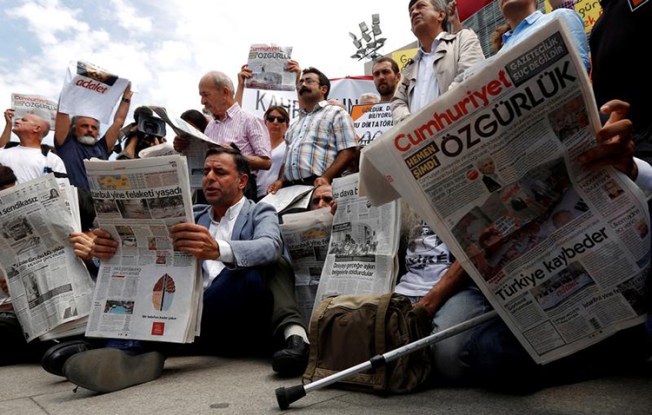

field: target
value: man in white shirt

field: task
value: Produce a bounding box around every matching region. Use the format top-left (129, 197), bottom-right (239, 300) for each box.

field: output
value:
top-left (0, 113), bottom-right (67, 183)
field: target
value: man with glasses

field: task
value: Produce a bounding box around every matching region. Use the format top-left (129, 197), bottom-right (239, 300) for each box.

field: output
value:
top-left (269, 67), bottom-right (358, 192)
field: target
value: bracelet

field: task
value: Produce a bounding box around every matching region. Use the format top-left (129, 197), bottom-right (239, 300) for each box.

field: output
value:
top-left (121, 97), bottom-right (131, 103)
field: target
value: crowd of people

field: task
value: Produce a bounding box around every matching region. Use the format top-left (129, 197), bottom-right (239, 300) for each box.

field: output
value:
top-left (0, 0), bottom-right (650, 397)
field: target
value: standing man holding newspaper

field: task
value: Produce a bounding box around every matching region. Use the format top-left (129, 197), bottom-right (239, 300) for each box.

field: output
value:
top-left (50, 146), bottom-right (283, 393)
top-left (54, 84), bottom-right (133, 190)
top-left (268, 66), bottom-right (359, 192)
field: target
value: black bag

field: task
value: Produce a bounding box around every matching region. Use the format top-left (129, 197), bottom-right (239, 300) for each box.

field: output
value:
top-left (303, 292), bottom-right (433, 394)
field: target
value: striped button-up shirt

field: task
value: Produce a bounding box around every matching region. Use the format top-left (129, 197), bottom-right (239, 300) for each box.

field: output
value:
top-left (204, 103), bottom-right (271, 159)
top-left (283, 101), bottom-right (358, 181)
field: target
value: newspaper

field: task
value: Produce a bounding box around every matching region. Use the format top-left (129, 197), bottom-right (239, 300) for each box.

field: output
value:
top-left (0, 174), bottom-right (94, 341)
top-left (360, 18), bottom-right (649, 364)
top-left (83, 155), bottom-right (202, 343)
top-left (245, 44), bottom-right (295, 91)
top-left (58, 61), bottom-right (130, 124)
top-left (312, 173), bottom-right (400, 315)
top-left (259, 185), bottom-right (313, 215)
top-left (351, 102), bottom-right (394, 147)
top-left (280, 208), bottom-right (334, 325)
top-left (11, 93), bottom-right (57, 130)
top-left (149, 106), bottom-right (213, 191)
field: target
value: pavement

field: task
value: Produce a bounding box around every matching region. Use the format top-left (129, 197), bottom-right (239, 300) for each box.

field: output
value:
top-left (1, 355), bottom-right (651, 415)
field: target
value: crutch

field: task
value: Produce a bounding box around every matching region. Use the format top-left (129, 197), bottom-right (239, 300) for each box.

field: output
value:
top-left (275, 309), bottom-right (498, 410)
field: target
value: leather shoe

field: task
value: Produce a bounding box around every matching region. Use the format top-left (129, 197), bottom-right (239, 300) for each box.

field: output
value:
top-left (41, 340), bottom-right (92, 377)
top-left (272, 335), bottom-right (309, 377)
top-left (64, 348), bottom-right (165, 393)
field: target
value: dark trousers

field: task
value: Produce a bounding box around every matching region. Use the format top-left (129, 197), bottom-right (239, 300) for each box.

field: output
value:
top-left (196, 266), bottom-right (273, 356)
top-left (267, 256), bottom-right (307, 343)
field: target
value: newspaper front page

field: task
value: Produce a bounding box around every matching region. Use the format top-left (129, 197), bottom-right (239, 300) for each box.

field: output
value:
top-left (245, 44), bottom-right (295, 91)
top-left (280, 208), bottom-right (334, 325)
top-left (58, 61), bottom-right (129, 124)
top-left (360, 19), bottom-right (649, 364)
top-left (312, 173), bottom-right (400, 316)
top-left (0, 174), bottom-right (94, 341)
top-left (84, 155), bottom-right (201, 343)
top-left (11, 93), bottom-right (57, 130)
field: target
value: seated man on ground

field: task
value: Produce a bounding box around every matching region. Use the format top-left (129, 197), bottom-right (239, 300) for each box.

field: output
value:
top-left (47, 146), bottom-right (303, 393)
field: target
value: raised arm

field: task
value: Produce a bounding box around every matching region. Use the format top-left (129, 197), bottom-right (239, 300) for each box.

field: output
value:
top-left (103, 83), bottom-right (133, 151)
top-left (1, 109), bottom-right (14, 147)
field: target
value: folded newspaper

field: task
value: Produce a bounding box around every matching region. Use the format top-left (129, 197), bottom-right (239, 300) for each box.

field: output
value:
top-left (0, 174), bottom-right (95, 341)
top-left (360, 18), bottom-right (649, 364)
top-left (280, 207), bottom-right (334, 325)
top-left (83, 155), bottom-right (202, 343)
top-left (149, 106), bottom-right (212, 191)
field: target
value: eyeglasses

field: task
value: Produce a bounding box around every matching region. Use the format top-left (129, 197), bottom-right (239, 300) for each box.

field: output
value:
top-left (266, 115), bottom-right (287, 123)
top-left (298, 78), bottom-right (318, 86)
top-left (312, 195), bottom-right (333, 205)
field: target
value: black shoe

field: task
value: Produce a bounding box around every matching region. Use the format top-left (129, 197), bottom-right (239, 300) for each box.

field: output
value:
top-left (63, 348), bottom-right (165, 393)
top-left (41, 340), bottom-right (92, 376)
top-left (272, 335), bottom-right (309, 377)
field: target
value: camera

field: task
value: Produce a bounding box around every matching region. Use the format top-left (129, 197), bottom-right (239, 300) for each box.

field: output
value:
top-left (137, 115), bottom-right (166, 138)
top-left (114, 113), bottom-right (167, 159)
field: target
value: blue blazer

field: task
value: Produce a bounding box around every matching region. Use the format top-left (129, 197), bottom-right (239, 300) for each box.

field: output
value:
top-left (193, 199), bottom-right (282, 269)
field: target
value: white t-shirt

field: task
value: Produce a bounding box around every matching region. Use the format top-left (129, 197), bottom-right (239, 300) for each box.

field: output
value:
top-left (0, 145), bottom-right (67, 184)
top-left (394, 222), bottom-right (454, 297)
top-left (256, 141), bottom-right (287, 198)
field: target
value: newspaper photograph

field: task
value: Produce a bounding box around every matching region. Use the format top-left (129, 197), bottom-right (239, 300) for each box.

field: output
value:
top-left (0, 174), bottom-right (95, 342)
top-left (360, 18), bottom-right (649, 364)
top-left (245, 44), bottom-right (295, 91)
top-left (84, 155), bottom-right (202, 343)
top-left (312, 173), bottom-right (400, 316)
top-left (11, 93), bottom-right (57, 130)
top-left (280, 208), bottom-right (334, 325)
top-left (150, 106), bottom-right (213, 191)
top-left (351, 102), bottom-right (394, 147)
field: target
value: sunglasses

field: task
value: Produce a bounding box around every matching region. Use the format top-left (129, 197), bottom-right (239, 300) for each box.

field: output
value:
top-left (312, 195), bottom-right (333, 205)
top-left (266, 115), bottom-right (287, 123)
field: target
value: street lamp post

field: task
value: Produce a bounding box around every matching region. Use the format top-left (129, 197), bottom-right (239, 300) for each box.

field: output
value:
top-left (349, 14), bottom-right (387, 61)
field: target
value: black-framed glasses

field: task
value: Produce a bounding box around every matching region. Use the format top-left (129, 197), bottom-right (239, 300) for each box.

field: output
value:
top-left (266, 115), bottom-right (287, 123)
top-left (298, 78), bottom-right (318, 86)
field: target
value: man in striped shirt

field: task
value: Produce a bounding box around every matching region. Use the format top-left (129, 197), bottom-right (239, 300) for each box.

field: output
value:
top-left (198, 71), bottom-right (271, 198)
top-left (269, 67), bottom-right (358, 191)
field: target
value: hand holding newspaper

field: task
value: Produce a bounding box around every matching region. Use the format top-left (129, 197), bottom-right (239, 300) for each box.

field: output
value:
top-left (245, 44), bottom-right (295, 91)
top-left (311, 173), bottom-right (400, 318)
top-left (83, 155), bottom-right (201, 343)
top-left (360, 18), bottom-right (649, 364)
top-left (0, 174), bottom-right (94, 341)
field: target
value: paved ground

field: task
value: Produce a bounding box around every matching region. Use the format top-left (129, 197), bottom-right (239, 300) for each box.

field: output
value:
top-left (1, 355), bottom-right (650, 415)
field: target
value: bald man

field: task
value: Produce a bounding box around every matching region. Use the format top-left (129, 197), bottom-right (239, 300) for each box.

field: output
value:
top-left (0, 112), bottom-right (67, 183)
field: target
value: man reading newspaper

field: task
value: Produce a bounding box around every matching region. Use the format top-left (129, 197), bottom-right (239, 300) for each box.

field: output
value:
top-left (46, 146), bottom-right (284, 393)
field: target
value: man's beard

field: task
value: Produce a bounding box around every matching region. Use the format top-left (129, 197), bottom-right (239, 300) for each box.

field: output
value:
top-left (76, 135), bottom-right (97, 145)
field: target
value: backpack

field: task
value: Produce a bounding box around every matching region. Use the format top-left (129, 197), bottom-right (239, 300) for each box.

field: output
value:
top-left (303, 292), bottom-right (433, 395)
